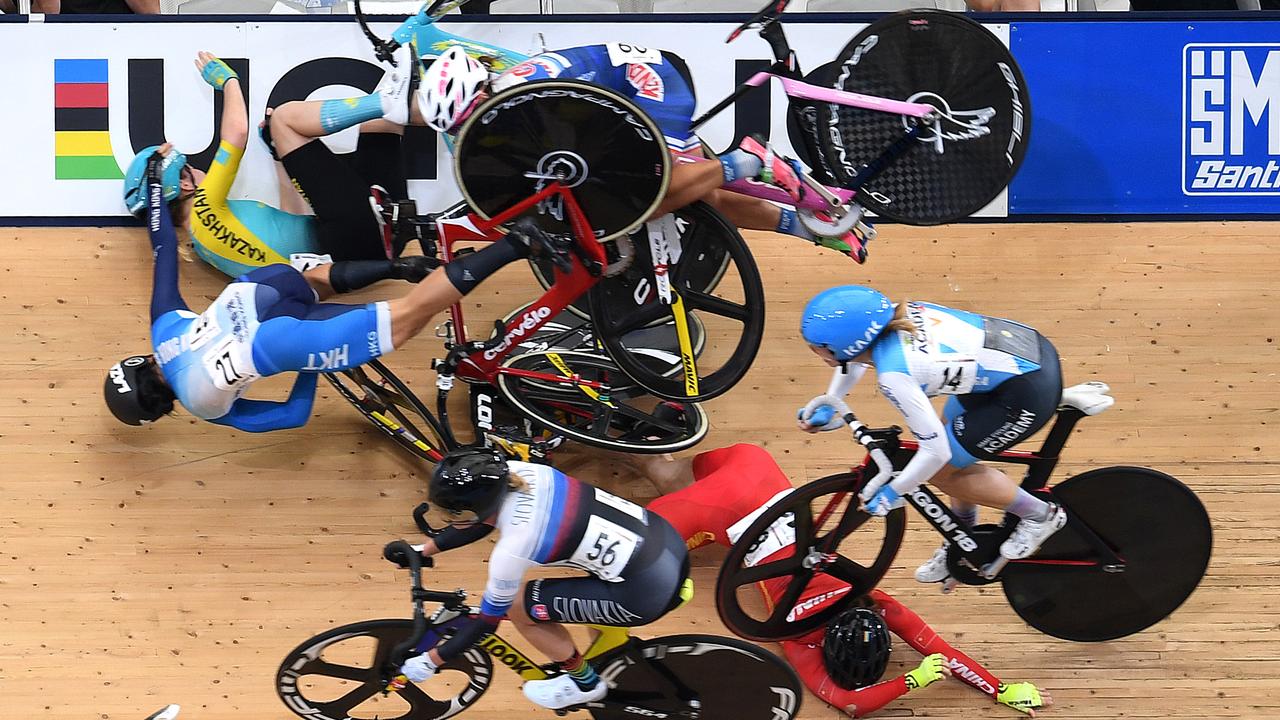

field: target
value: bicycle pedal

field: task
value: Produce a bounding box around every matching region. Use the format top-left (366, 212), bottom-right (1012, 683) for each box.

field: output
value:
top-left (941, 577), bottom-right (959, 594)
top-left (980, 556), bottom-right (1010, 580)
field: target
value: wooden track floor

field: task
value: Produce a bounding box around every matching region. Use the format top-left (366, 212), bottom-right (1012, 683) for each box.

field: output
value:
top-left (3, 221), bottom-right (1278, 720)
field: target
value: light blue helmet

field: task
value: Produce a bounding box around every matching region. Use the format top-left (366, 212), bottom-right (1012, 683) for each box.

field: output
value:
top-left (123, 145), bottom-right (188, 217)
top-left (801, 286), bottom-right (894, 362)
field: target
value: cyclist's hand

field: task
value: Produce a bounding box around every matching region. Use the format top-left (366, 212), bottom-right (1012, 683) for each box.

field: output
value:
top-left (195, 51), bottom-right (238, 90)
top-left (863, 485), bottom-right (904, 517)
top-left (400, 653), bottom-right (438, 683)
top-left (904, 653), bottom-right (950, 691)
top-left (384, 543), bottom-right (426, 568)
top-left (796, 394), bottom-right (846, 432)
top-left (997, 682), bottom-right (1052, 716)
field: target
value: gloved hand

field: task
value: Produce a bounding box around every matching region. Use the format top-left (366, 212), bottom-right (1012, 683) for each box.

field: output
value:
top-left (997, 682), bottom-right (1052, 716)
top-left (195, 51), bottom-right (238, 91)
top-left (401, 653), bottom-right (438, 683)
top-left (904, 653), bottom-right (949, 691)
top-left (863, 485), bottom-right (904, 517)
top-left (796, 394), bottom-right (847, 433)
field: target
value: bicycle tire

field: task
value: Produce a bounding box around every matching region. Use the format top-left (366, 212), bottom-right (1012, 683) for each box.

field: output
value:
top-left (589, 203), bottom-right (765, 402)
top-left (715, 472), bottom-right (906, 642)
top-left (454, 80), bottom-right (670, 242)
top-left (277, 619), bottom-right (492, 720)
top-left (1002, 466), bottom-right (1212, 642)
top-left (590, 634), bottom-right (802, 720)
top-left (529, 203), bottom-right (732, 321)
top-left (326, 360), bottom-right (449, 462)
top-left (495, 350), bottom-right (709, 454)
top-left (818, 10), bottom-right (1031, 225)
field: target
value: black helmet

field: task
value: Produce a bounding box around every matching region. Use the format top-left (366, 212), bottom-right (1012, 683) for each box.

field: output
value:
top-left (428, 448), bottom-right (510, 524)
top-left (104, 355), bottom-right (176, 426)
top-left (823, 607), bottom-right (891, 690)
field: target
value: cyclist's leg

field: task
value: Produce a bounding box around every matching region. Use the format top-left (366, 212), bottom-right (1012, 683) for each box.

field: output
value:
top-left (351, 122), bottom-right (409, 200)
top-left (274, 136), bottom-right (391, 261)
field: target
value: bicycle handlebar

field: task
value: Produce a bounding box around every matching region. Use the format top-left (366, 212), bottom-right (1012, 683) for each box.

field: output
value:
top-left (726, 0), bottom-right (792, 44)
top-left (382, 540), bottom-right (470, 674)
top-left (819, 397), bottom-right (896, 502)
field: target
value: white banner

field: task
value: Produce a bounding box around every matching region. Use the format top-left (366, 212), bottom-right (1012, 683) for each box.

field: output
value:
top-left (0, 19), bottom-right (1008, 218)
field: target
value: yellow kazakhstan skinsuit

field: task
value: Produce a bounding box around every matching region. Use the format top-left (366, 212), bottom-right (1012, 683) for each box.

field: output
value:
top-left (189, 141), bottom-right (318, 277)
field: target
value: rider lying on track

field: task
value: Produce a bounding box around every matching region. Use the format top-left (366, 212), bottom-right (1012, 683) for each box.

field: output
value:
top-left (797, 286), bottom-right (1068, 580)
top-left (413, 42), bottom-right (871, 263)
top-left (103, 153), bottom-right (555, 431)
top-left (397, 449), bottom-right (691, 711)
top-left (629, 443), bottom-right (1052, 717)
top-left (122, 52), bottom-right (430, 280)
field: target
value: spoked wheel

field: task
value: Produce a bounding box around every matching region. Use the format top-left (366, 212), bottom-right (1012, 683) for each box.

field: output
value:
top-left (589, 203), bottom-right (765, 403)
top-left (590, 634), bottom-right (802, 720)
top-left (453, 80), bottom-right (670, 242)
top-left (1002, 467), bottom-right (1212, 642)
top-left (529, 202), bottom-right (732, 320)
top-left (819, 10), bottom-right (1031, 225)
top-left (715, 472), bottom-right (906, 642)
top-left (495, 350), bottom-right (708, 454)
top-left (326, 360), bottom-right (448, 462)
top-left (494, 302), bottom-right (706, 384)
top-left (277, 619), bottom-right (492, 720)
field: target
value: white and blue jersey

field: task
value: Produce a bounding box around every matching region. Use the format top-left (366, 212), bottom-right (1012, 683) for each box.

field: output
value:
top-left (494, 43), bottom-right (702, 155)
top-left (149, 264), bottom-right (394, 432)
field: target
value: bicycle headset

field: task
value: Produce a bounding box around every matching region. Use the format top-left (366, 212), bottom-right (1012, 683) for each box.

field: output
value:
top-left (800, 285), bottom-right (895, 362)
top-left (823, 606), bottom-right (891, 690)
top-left (418, 46), bottom-right (490, 134)
top-left (104, 355), bottom-right (177, 426)
top-left (123, 146), bottom-right (189, 217)
top-left (429, 448), bottom-right (511, 523)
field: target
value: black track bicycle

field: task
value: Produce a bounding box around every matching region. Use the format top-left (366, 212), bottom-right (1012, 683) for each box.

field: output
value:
top-left (278, 541), bottom-right (802, 720)
top-left (715, 382), bottom-right (1212, 643)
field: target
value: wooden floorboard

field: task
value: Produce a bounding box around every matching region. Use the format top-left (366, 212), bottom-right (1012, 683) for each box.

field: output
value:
top-left (2, 222), bottom-right (1277, 719)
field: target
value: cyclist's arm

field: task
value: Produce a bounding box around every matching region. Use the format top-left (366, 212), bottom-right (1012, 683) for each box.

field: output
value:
top-left (208, 373), bottom-right (318, 432)
top-left (147, 160), bottom-right (191, 321)
top-left (874, 590), bottom-right (1001, 698)
top-left (219, 76), bottom-right (249, 150)
top-left (780, 635), bottom-right (910, 717)
top-left (877, 371), bottom-right (951, 495)
top-left (427, 540), bottom-right (530, 663)
top-left (828, 362), bottom-right (868, 398)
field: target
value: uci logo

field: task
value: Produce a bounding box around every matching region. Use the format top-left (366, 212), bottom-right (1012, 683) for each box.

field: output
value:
top-left (1184, 44), bottom-right (1280, 195)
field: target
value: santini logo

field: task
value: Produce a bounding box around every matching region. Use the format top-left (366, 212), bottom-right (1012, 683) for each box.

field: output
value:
top-left (1184, 45), bottom-right (1280, 195)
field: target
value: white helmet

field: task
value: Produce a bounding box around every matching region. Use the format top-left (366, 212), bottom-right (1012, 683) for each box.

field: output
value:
top-left (417, 46), bottom-right (489, 133)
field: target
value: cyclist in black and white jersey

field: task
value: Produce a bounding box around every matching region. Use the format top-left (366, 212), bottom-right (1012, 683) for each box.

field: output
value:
top-left (397, 449), bottom-right (690, 710)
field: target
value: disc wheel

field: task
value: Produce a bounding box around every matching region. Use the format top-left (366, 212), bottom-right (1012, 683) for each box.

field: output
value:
top-left (277, 619), bottom-right (492, 720)
top-left (1002, 467), bottom-right (1212, 642)
top-left (326, 360), bottom-right (448, 462)
top-left (589, 202), bottom-right (765, 403)
top-left (529, 202), bottom-right (732, 320)
top-left (496, 350), bottom-right (708, 454)
top-left (590, 635), bottom-right (802, 720)
top-left (819, 10), bottom-right (1031, 225)
top-left (454, 80), bottom-right (670, 242)
top-left (716, 472), bottom-right (906, 642)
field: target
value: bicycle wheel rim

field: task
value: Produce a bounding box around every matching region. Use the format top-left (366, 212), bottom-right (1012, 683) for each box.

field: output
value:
top-left (454, 80), bottom-right (670, 242)
top-left (819, 10), bottom-right (1030, 225)
top-left (326, 361), bottom-right (448, 462)
top-left (1002, 466), bottom-right (1212, 641)
top-left (590, 203), bottom-right (765, 402)
top-left (590, 634), bottom-right (801, 720)
top-left (496, 350), bottom-right (709, 454)
top-left (715, 473), bottom-right (906, 642)
top-left (277, 619), bottom-right (492, 720)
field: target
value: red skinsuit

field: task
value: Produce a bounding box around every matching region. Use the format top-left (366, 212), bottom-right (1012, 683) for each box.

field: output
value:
top-left (647, 444), bottom-right (1002, 717)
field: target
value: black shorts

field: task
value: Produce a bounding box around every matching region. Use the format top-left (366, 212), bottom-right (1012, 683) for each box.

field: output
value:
top-left (945, 333), bottom-right (1063, 464)
top-left (523, 513), bottom-right (689, 627)
top-left (279, 132), bottom-right (408, 262)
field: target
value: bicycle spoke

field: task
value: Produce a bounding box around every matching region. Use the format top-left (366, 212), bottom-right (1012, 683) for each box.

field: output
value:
top-left (605, 302), bottom-right (669, 334)
top-left (669, 222), bottom-right (708, 286)
top-left (325, 679), bottom-right (386, 717)
top-left (588, 403), bottom-right (616, 436)
top-left (302, 660), bottom-right (374, 683)
top-left (766, 570), bottom-right (814, 627)
top-left (679, 289), bottom-right (749, 321)
top-left (732, 554), bottom-right (807, 586)
top-left (825, 556), bottom-right (877, 588)
top-left (396, 681), bottom-right (447, 715)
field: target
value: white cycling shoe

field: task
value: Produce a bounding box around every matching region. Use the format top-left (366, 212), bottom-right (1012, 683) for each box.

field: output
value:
top-left (144, 706), bottom-right (180, 720)
top-left (1000, 503), bottom-right (1068, 560)
top-left (915, 543), bottom-right (951, 583)
top-left (375, 44), bottom-right (420, 125)
top-left (523, 673), bottom-right (608, 710)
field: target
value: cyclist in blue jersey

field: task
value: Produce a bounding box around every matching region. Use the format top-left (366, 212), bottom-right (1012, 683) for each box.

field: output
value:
top-left (103, 154), bottom-right (556, 432)
top-left (796, 286), bottom-right (1067, 584)
top-left (415, 42), bottom-right (870, 262)
top-left (396, 448), bottom-right (690, 711)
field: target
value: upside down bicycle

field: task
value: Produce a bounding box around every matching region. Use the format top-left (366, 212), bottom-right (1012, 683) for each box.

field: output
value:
top-left (277, 540), bottom-right (803, 720)
top-left (715, 382), bottom-right (1213, 643)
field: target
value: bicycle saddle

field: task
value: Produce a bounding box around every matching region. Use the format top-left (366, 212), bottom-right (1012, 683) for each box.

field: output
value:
top-left (1059, 381), bottom-right (1114, 416)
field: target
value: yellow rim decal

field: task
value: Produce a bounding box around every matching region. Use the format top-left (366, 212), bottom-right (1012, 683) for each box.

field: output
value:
top-left (669, 294), bottom-right (699, 397)
top-left (546, 353), bottom-right (615, 408)
top-left (371, 411), bottom-right (432, 453)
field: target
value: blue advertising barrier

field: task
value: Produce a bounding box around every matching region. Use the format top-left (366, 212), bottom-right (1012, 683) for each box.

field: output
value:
top-left (1009, 19), bottom-right (1280, 216)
